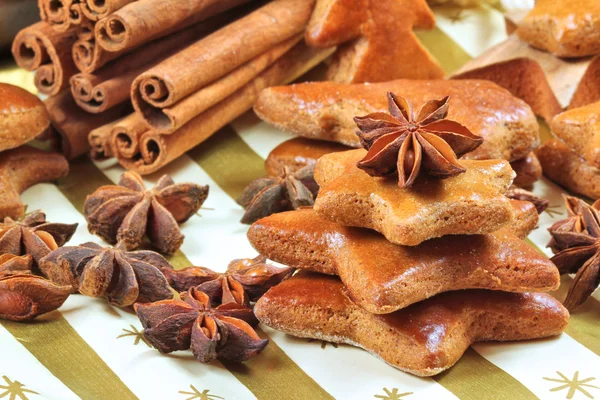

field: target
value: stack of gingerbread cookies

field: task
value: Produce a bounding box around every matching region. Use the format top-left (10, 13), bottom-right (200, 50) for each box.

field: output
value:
top-left (247, 92), bottom-right (569, 376)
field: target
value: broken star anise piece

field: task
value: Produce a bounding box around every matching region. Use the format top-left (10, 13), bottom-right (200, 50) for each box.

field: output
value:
top-left (354, 93), bottom-right (484, 188)
top-left (547, 197), bottom-right (600, 310)
top-left (39, 242), bottom-right (174, 307)
top-left (237, 165), bottom-right (318, 224)
top-left (505, 187), bottom-right (550, 214)
top-left (135, 287), bottom-right (268, 363)
top-left (162, 255), bottom-right (295, 306)
top-left (84, 171), bottom-right (209, 255)
top-left (0, 254), bottom-right (33, 276)
top-left (0, 270), bottom-right (71, 321)
top-left (0, 211), bottom-right (78, 264)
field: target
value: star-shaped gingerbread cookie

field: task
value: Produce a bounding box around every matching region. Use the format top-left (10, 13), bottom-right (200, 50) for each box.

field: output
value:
top-left (551, 101), bottom-right (600, 168)
top-left (306, 0), bottom-right (444, 82)
top-left (248, 208), bottom-right (559, 313)
top-left (313, 150), bottom-right (515, 246)
top-left (255, 272), bottom-right (569, 376)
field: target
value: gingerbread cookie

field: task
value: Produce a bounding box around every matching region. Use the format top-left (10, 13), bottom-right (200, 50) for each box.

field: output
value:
top-left (518, 0), bottom-right (600, 58)
top-left (248, 208), bottom-right (558, 313)
top-left (255, 272), bottom-right (569, 376)
top-left (551, 102), bottom-right (600, 168)
top-left (510, 152), bottom-right (543, 188)
top-left (313, 150), bottom-right (514, 245)
top-left (254, 79), bottom-right (539, 162)
top-left (508, 199), bottom-right (539, 239)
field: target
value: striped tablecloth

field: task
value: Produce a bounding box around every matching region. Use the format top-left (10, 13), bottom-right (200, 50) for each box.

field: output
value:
top-left (0, 4), bottom-right (598, 400)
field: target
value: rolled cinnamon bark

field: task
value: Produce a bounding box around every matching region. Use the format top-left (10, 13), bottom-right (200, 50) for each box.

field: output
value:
top-left (82, 0), bottom-right (137, 21)
top-left (135, 34), bottom-right (302, 133)
top-left (45, 90), bottom-right (130, 159)
top-left (71, 19), bottom-right (223, 112)
top-left (89, 119), bottom-right (121, 160)
top-left (11, 22), bottom-right (78, 95)
top-left (119, 42), bottom-right (334, 174)
top-left (110, 113), bottom-right (149, 159)
top-left (38, 0), bottom-right (73, 32)
top-left (131, 0), bottom-right (316, 114)
top-left (72, 36), bottom-right (123, 74)
top-left (95, 0), bottom-right (249, 52)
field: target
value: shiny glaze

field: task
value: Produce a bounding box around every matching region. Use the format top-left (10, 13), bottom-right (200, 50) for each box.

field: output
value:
top-left (0, 83), bottom-right (44, 115)
top-left (248, 208), bottom-right (559, 313)
top-left (265, 137), bottom-right (350, 175)
top-left (552, 101), bottom-right (600, 167)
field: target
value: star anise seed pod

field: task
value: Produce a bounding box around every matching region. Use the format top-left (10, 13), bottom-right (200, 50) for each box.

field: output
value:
top-left (505, 187), bottom-right (550, 214)
top-left (547, 195), bottom-right (598, 253)
top-left (39, 242), bottom-right (174, 307)
top-left (135, 287), bottom-right (268, 363)
top-left (84, 172), bottom-right (209, 255)
top-left (237, 165), bottom-right (318, 224)
top-left (547, 198), bottom-right (600, 310)
top-left (0, 211), bottom-right (78, 264)
top-left (0, 270), bottom-right (71, 321)
top-left (162, 256), bottom-right (295, 306)
top-left (354, 93), bottom-right (484, 188)
top-left (0, 254), bottom-right (33, 276)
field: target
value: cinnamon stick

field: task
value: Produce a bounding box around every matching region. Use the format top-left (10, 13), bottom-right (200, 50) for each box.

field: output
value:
top-left (38, 0), bottom-right (73, 32)
top-left (135, 34), bottom-right (302, 133)
top-left (11, 22), bottom-right (78, 95)
top-left (109, 113), bottom-right (149, 159)
top-left (45, 90), bottom-right (130, 159)
top-left (82, 0), bottom-right (137, 21)
top-left (119, 42), bottom-right (334, 174)
top-left (131, 0), bottom-right (315, 113)
top-left (72, 36), bottom-right (123, 74)
top-left (89, 119), bottom-right (121, 160)
top-left (71, 18), bottom-right (224, 112)
top-left (95, 0), bottom-right (249, 53)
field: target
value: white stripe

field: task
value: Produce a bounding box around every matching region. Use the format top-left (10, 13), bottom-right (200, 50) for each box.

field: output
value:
top-left (233, 111), bottom-right (294, 160)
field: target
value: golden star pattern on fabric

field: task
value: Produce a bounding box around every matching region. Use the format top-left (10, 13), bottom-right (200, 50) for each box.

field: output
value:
top-left (374, 387), bottom-right (413, 400)
top-left (543, 371), bottom-right (599, 399)
top-left (179, 385), bottom-right (224, 400)
top-left (0, 376), bottom-right (39, 400)
top-left (116, 325), bottom-right (150, 347)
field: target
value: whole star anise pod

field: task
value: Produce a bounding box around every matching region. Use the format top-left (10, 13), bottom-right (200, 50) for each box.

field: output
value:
top-left (548, 198), bottom-right (600, 310)
top-left (84, 172), bottom-right (209, 255)
top-left (39, 242), bottom-right (174, 307)
top-left (0, 257), bottom-right (71, 321)
top-left (0, 211), bottom-right (78, 264)
top-left (135, 287), bottom-right (268, 363)
top-left (505, 187), bottom-right (550, 214)
top-left (237, 165), bottom-right (318, 224)
top-left (354, 93), bottom-right (484, 188)
top-left (547, 196), bottom-right (597, 253)
top-left (162, 256), bottom-right (295, 306)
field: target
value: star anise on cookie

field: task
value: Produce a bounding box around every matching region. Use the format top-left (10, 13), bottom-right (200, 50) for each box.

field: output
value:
top-left (0, 211), bottom-right (78, 264)
top-left (162, 256), bottom-right (295, 306)
top-left (547, 197), bottom-right (600, 310)
top-left (39, 242), bottom-right (174, 307)
top-left (354, 93), bottom-right (483, 188)
top-left (237, 165), bottom-right (318, 224)
top-left (84, 172), bottom-right (209, 255)
top-left (135, 287), bottom-right (268, 363)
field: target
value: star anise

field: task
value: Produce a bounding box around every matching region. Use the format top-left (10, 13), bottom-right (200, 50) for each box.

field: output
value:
top-left (162, 256), bottom-right (295, 306)
top-left (0, 258), bottom-right (71, 321)
top-left (237, 165), bottom-right (318, 224)
top-left (547, 198), bottom-right (600, 310)
top-left (505, 187), bottom-right (550, 214)
top-left (354, 93), bottom-right (484, 188)
top-left (135, 287), bottom-right (268, 363)
top-left (547, 196), bottom-right (597, 253)
top-left (0, 211), bottom-right (78, 264)
top-left (39, 242), bottom-right (174, 307)
top-left (84, 172), bottom-right (209, 255)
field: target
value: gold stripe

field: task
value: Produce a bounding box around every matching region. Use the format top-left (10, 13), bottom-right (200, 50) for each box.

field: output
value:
top-left (525, 239), bottom-right (600, 356)
top-left (188, 126), bottom-right (335, 400)
top-left (432, 348), bottom-right (538, 400)
top-left (416, 27), bottom-right (472, 76)
top-left (2, 315), bottom-right (137, 399)
top-left (57, 158), bottom-right (191, 270)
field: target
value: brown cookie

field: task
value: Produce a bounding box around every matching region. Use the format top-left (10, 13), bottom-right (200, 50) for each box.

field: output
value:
top-left (0, 83), bottom-right (50, 152)
top-left (313, 150), bottom-right (515, 245)
top-left (517, 0), bottom-right (600, 58)
top-left (510, 152), bottom-right (543, 188)
top-left (254, 79), bottom-right (539, 162)
top-left (551, 102), bottom-right (600, 168)
top-left (536, 139), bottom-right (600, 199)
top-left (255, 271), bottom-right (569, 376)
top-left (248, 208), bottom-right (558, 313)
top-left (508, 199), bottom-right (539, 239)
top-left (264, 137), bottom-right (350, 176)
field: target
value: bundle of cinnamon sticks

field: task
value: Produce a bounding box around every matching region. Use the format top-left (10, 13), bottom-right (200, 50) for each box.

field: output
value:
top-left (12, 0), bottom-right (332, 172)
